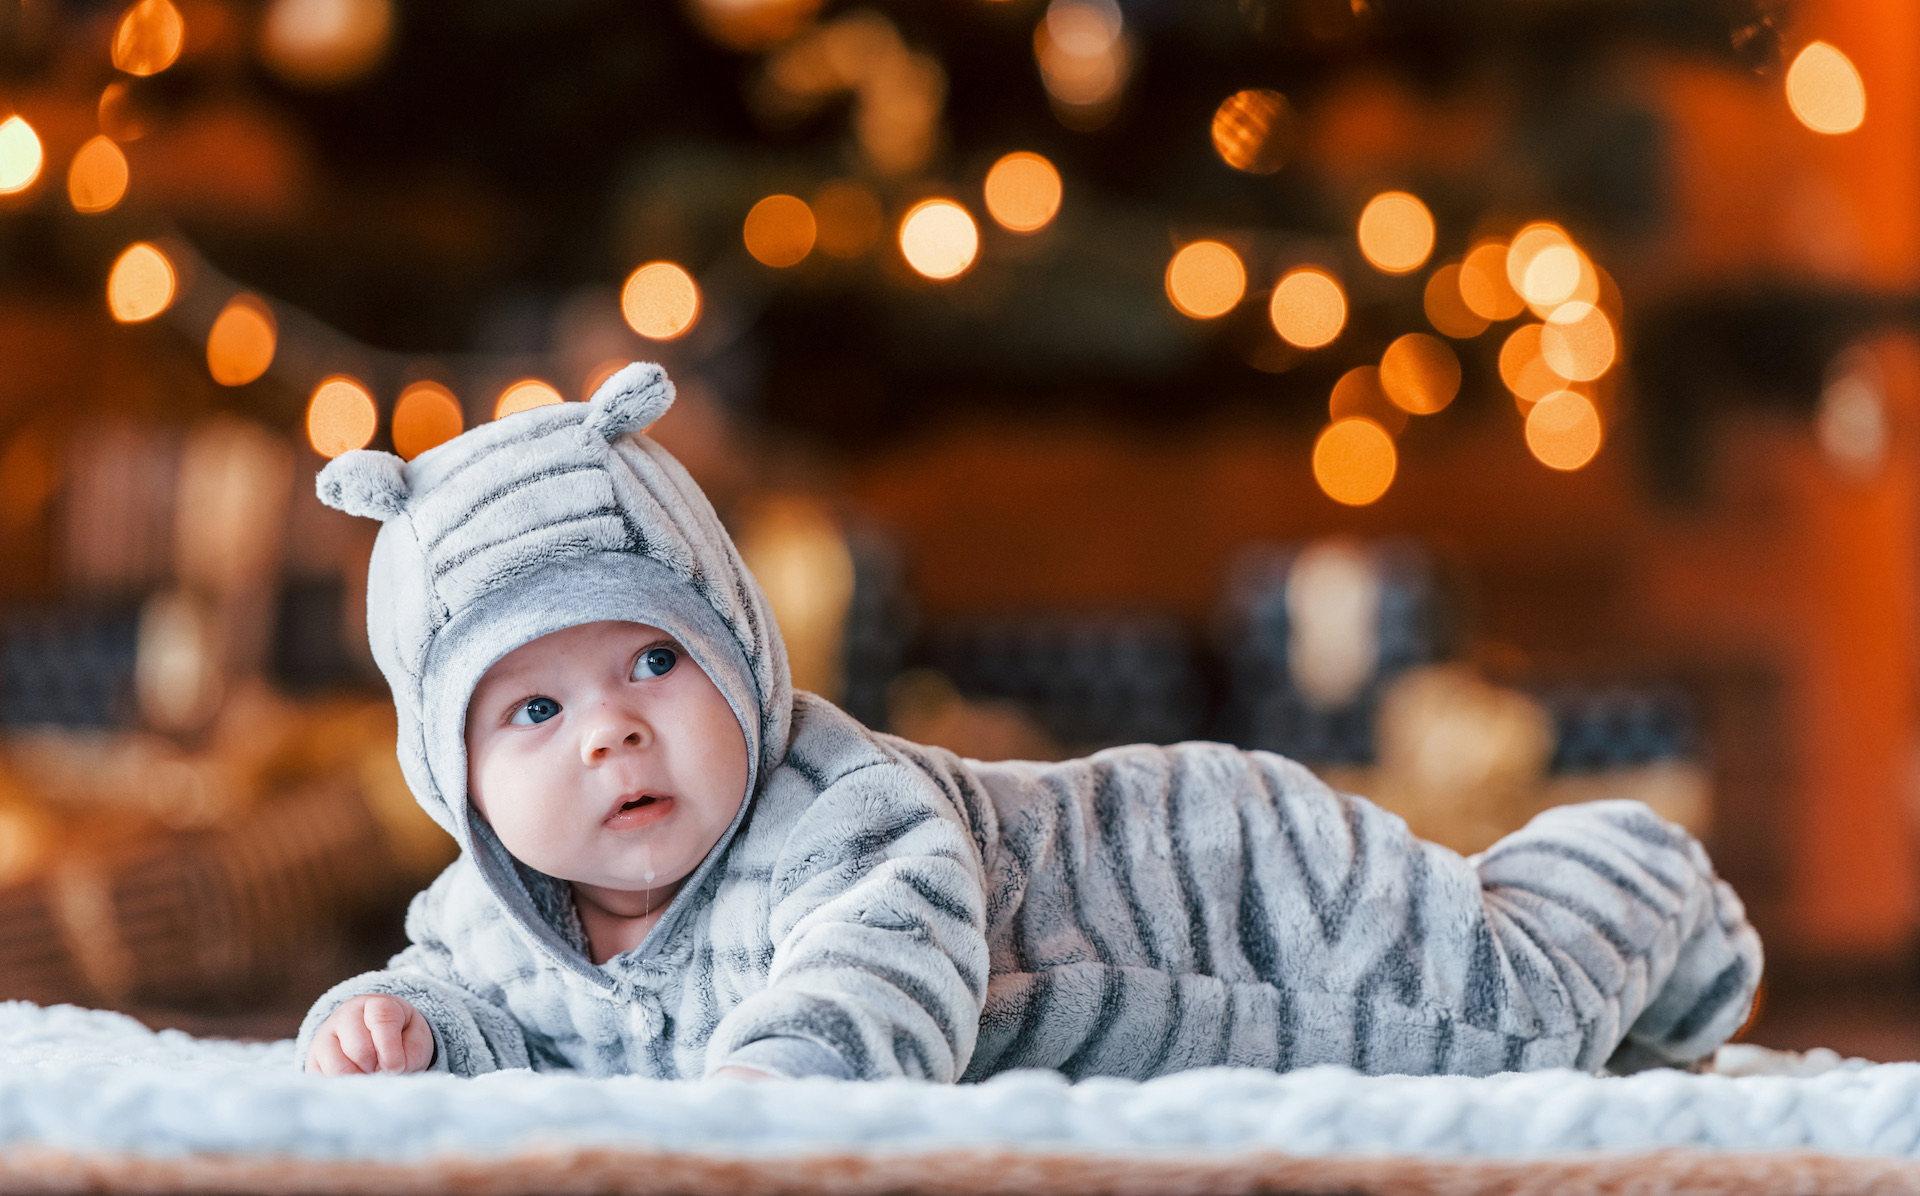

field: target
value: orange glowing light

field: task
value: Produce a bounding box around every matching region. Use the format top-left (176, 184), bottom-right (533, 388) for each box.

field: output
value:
top-left (1268, 268), bottom-right (1345, 348)
top-left (106, 242), bottom-right (176, 323)
top-left (98, 82), bottom-right (150, 142)
top-left (495, 379), bottom-right (564, 420)
top-left (1504, 223), bottom-right (1586, 309)
top-left (1422, 263), bottom-right (1485, 339)
top-left (1525, 390), bottom-right (1602, 471)
top-left (1380, 333), bottom-right (1461, 415)
top-left (205, 295), bottom-right (276, 386)
top-left (111, 0), bottom-right (185, 76)
top-left (621, 262), bottom-right (700, 340)
top-left (1498, 323), bottom-right (1568, 404)
top-left (392, 381), bottom-right (463, 459)
top-left (1330, 367), bottom-right (1406, 437)
top-left (1539, 301), bottom-right (1616, 382)
top-left (743, 194), bottom-right (817, 268)
top-left (306, 376), bottom-right (377, 458)
top-left (983, 152), bottom-right (1063, 232)
top-left (1035, 0), bottom-right (1128, 121)
top-left (259, 0), bottom-right (394, 88)
top-left (1165, 241), bottom-right (1246, 319)
top-left (1313, 417), bottom-right (1397, 506)
top-left (813, 180), bottom-right (883, 258)
top-left (67, 135), bottom-right (129, 213)
top-left (899, 199), bottom-right (979, 279)
top-left (1210, 88), bottom-right (1293, 175)
top-left (1787, 42), bottom-right (1865, 135)
top-left (1458, 239), bottom-right (1525, 320)
top-left (1356, 191), bottom-right (1434, 275)
top-left (0, 116), bottom-right (43, 195)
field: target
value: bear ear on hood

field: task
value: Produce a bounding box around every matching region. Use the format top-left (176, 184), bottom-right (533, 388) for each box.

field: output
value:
top-left (584, 361), bottom-right (675, 444)
top-left (317, 449), bottom-right (411, 521)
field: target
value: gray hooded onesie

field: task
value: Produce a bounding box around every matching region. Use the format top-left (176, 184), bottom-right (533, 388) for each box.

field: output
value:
top-left (297, 363), bottom-right (1762, 1082)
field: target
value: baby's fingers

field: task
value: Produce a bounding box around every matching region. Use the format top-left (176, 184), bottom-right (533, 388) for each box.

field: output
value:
top-left (402, 1012), bottom-right (435, 1072)
top-left (333, 1007), bottom-right (380, 1074)
top-left (363, 998), bottom-right (410, 1073)
top-left (308, 1032), bottom-right (366, 1076)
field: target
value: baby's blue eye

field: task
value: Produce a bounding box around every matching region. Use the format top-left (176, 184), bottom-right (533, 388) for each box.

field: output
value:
top-left (511, 697), bottom-right (560, 726)
top-left (633, 647), bottom-right (678, 679)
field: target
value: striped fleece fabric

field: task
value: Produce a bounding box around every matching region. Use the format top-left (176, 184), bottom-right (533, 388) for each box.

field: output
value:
top-left (297, 362), bottom-right (1762, 1082)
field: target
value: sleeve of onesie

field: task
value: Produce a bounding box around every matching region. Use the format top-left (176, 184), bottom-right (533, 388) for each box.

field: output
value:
top-left (703, 761), bottom-right (991, 1082)
top-left (292, 867), bottom-right (532, 1077)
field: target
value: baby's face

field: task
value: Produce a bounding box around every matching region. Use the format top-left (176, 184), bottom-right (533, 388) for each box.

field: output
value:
top-left (464, 620), bottom-right (749, 901)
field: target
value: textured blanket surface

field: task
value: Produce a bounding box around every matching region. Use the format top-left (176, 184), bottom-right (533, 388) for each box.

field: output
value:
top-left (6, 1003), bottom-right (1920, 1195)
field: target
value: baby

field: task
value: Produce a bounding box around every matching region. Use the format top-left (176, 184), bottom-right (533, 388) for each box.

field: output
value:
top-left (299, 363), bottom-right (1762, 1082)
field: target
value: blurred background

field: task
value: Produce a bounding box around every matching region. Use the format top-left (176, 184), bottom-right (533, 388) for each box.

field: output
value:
top-left (0, 0), bottom-right (1915, 1057)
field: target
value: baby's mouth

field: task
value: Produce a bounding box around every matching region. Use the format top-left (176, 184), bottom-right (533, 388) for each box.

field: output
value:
top-left (604, 792), bottom-right (674, 828)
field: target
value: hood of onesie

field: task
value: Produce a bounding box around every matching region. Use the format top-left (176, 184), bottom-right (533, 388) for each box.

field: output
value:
top-left (314, 363), bottom-right (792, 967)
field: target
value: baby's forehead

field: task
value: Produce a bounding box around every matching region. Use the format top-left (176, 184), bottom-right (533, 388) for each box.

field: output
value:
top-left (475, 620), bottom-right (672, 686)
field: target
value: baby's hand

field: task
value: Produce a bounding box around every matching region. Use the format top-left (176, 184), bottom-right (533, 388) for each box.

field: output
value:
top-left (306, 994), bottom-right (435, 1075)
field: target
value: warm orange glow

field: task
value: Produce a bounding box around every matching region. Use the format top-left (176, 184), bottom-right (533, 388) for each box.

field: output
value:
top-left (983, 152), bottom-right (1063, 232)
top-left (112, 0), bottom-right (185, 76)
top-left (1459, 239), bottom-right (1525, 320)
top-left (495, 379), bottom-right (564, 420)
top-left (1498, 323), bottom-right (1568, 404)
top-left (621, 262), bottom-right (700, 339)
top-left (1313, 418), bottom-right (1397, 506)
top-left (899, 199), bottom-right (979, 279)
top-left (1034, 0), bottom-right (1128, 123)
top-left (98, 82), bottom-right (151, 142)
top-left (1268, 268), bottom-right (1346, 348)
top-left (1380, 333), bottom-right (1461, 414)
top-left (392, 381), bottom-right (463, 460)
top-left (1356, 191), bottom-right (1434, 275)
top-left (1505, 223), bottom-right (1594, 313)
top-left (1165, 241), bottom-right (1245, 319)
top-left (1330, 367), bottom-right (1406, 437)
top-left (106, 242), bottom-right (175, 323)
top-left (205, 295), bottom-right (276, 386)
top-left (0, 116), bottom-right (43, 195)
top-left (1787, 41), bottom-right (1865, 135)
top-left (743, 194), bottom-right (816, 267)
top-left (1539, 301), bottom-right (1616, 382)
top-left (1423, 263), bottom-right (1488, 339)
top-left (1525, 390), bottom-right (1602, 470)
top-left (1211, 89), bottom-right (1293, 175)
top-left (306, 376), bottom-right (377, 458)
top-left (259, 0), bottom-right (394, 88)
top-left (813, 181), bottom-right (883, 258)
top-left (67, 135), bottom-right (129, 213)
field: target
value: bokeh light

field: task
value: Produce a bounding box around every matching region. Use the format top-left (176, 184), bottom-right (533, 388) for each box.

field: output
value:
top-left (1165, 240), bottom-right (1246, 319)
top-left (1498, 323), bottom-right (1568, 405)
top-left (495, 379), bottom-right (564, 420)
top-left (392, 381), bottom-right (463, 460)
top-left (67, 136), bottom-right (129, 213)
top-left (97, 82), bottom-right (151, 142)
top-left (1525, 390), bottom-right (1602, 471)
top-left (1313, 417), bottom-right (1397, 506)
top-left (1356, 191), bottom-right (1434, 275)
top-left (813, 180), bottom-right (883, 258)
top-left (983, 152), bottom-right (1063, 232)
top-left (1505, 223), bottom-right (1596, 313)
top-left (106, 242), bottom-right (176, 323)
top-left (899, 199), bottom-right (980, 279)
top-left (1787, 41), bottom-right (1866, 135)
top-left (1269, 268), bottom-right (1345, 348)
top-left (1211, 89), bottom-right (1293, 175)
top-left (621, 262), bottom-right (700, 339)
top-left (1330, 367), bottom-right (1406, 437)
top-left (1380, 333), bottom-right (1462, 414)
top-left (111, 0), bottom-right (185, 77)
top-left (0, 117), bottom-right (43, 195)
top-left (205, 295), bottom-right (276, 386)
top-left (1538, 301), bottom-right (1616, 382)
top-left (743, 194), bottom-right (817, 267)
top-left (1035, 0), bottom-right (1128, 124)
top-left (1459, 239), bottom-right (1526, 320)
top-left (306, 377), bottom-right (377, 458)
top-left (1423, 263), bottom-right (1488, 339)
top-left (259, 0), bottom-right (394, 88)
top-left (1264, 268), bottom-right (1343, 348)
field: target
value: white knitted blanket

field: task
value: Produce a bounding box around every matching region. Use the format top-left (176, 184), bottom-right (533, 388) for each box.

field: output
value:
top-left (1, 1002), bottom-right (1915, 1195)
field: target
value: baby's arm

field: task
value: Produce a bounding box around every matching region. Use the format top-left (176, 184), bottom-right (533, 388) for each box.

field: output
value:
top-left (704, 761), bottom-right (990, 1082)
top-left (306, 994), bottom-right (435, 1075)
